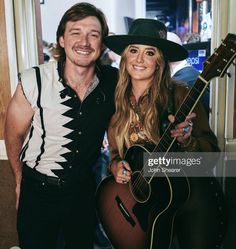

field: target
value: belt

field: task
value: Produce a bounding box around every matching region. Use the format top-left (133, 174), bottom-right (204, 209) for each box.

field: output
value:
top-left (22, 165), bottom-right (66, 188)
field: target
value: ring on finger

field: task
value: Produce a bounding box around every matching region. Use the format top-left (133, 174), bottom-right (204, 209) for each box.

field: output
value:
top-left (182, 126), bottom-right (190, 135)
top-left (188, 120), bottom-right (193, 127)
top-left (122, 168), bottom-right (127, 176)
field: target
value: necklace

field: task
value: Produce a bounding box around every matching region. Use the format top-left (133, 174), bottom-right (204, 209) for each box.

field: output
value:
top-left (129, 97), bottom-right (146, 143)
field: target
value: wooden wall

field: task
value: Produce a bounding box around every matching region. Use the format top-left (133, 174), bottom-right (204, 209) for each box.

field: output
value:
top-left (0, 0), bottom-right (18, 248)
top-left (0, 160), bottom-right (19, 248)
top-left (0, 0), bottom-right (11, 139)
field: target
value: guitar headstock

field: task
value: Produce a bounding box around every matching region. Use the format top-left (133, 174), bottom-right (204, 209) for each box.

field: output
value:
top-left (202, 33), bottom-right (236, 82)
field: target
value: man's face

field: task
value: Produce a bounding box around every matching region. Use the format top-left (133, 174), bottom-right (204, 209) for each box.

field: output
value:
top-left (59, 16), bottom-right (102, 68)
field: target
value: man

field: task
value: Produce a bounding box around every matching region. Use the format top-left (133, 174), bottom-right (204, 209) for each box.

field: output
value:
top-left (167, 32), bottom-right (209, 115)
top-left (4, 3), bottom-right (117, 249)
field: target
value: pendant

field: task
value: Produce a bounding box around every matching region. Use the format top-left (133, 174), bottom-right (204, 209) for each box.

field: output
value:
top-left (130, 132), bottom-right (139, 142)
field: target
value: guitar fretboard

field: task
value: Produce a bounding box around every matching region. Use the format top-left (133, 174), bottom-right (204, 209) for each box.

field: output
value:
top-left (156, 78), bottom-right (208, 152)
top-left (154, 33), bottom-right (236, 153)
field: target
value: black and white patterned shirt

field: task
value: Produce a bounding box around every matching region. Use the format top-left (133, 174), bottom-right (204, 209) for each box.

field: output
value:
top-left (20, 60), bottom-right (117, 180)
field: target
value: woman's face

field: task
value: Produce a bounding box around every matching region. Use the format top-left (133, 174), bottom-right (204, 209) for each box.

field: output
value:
top-left (125, 44), bottom-right (160, 85)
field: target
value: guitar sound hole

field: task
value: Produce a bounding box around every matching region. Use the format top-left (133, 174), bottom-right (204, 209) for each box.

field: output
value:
top-left (130, 171), bottom-right (151, 203)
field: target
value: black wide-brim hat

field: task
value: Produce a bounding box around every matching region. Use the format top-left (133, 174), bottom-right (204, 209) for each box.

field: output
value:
top-left (104, 18), bottom-right (188, 62)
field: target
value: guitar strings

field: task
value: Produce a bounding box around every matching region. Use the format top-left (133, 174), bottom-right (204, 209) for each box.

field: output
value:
top-left (130, 83), bottom-right (204, 197)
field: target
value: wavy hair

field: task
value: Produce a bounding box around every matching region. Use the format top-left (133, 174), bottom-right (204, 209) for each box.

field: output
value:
top-left (112, 46), bottom-right (172, 157)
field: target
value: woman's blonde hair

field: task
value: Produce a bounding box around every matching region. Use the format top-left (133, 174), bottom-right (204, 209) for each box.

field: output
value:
top-left (112, 46), bottom-right (172, 157)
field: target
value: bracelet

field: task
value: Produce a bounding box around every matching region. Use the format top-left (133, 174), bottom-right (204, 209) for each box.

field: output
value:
top-left (180, 136), bottom-right (199, 151)
top-left (181, 136), bottom-right (193, 148)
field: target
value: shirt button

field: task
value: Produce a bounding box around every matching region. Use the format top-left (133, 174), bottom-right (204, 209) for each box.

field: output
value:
top-left (79, 112), bottom-right (82, 115)
top-left (69, 165), bottom-right (73, 169)
top-left (76, 150), bottom-right (79, 153)
top-left (78, 131), bottom-right (82, 135)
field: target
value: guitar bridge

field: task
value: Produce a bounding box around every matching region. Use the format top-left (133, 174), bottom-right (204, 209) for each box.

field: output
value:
top-left (115, 196), bottom-right (136, 227)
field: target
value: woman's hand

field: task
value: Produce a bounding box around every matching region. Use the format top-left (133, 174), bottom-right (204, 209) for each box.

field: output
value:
top-left (169, 113), bottom-right (196, 146)
top-left (110, 160), bottom-right (132, 184)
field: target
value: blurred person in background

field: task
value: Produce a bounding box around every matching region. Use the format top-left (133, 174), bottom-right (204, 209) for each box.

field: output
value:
top-left (167, 31), bottom-right (209, 115)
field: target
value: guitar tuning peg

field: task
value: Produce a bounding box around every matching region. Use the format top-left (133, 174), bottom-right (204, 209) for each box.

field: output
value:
top-left (226, 72), bottom-right (231, 78)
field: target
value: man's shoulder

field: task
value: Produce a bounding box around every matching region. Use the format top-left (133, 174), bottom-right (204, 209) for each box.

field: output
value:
top-left (97, 65), bottom-right (118, 87)
top-left (173, 66), bottom-right (199, 86)
top-left (21, 61), bottom-right (57, 75)
top-left (177, 66), bottom-right (199, 77)
top-left (98, 64), bottom-right (118, 77)
top-left (37, 60), bottom-right (58, 71)
top-left (19, 61), bottom-right (58, 89)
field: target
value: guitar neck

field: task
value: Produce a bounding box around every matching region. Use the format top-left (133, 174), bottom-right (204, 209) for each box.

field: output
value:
top-left (155, 33), bottom-right (236, 153)
top-left (175, 77), bottom-right (209, 123)
top-left (156, 77), bottom-right (209, 152)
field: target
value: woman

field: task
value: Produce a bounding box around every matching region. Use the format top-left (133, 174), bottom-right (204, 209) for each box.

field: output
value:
top-left (105, 19), bottom-right (225, 249)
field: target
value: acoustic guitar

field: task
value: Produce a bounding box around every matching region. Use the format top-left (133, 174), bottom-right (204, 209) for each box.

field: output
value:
top-left (96, 33), bottom-right (236, 249)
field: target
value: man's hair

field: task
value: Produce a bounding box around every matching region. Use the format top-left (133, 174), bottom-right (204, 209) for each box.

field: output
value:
top-left (54, 2), bottom-right (109, 61)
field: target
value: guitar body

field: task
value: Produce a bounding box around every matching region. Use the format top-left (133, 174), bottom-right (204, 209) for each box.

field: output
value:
top-left (96, 145), bottom-right (190, 249)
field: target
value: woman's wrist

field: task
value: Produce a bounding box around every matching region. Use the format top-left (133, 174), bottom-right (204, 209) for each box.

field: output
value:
top-left (180, 136), bottom-right (199, 151)
top-left (181, 136), bottom-right (192, 148)
top-left (107, 161), bottom-right (114, 174)
top-left (107, 157), bottom-right (120, 174)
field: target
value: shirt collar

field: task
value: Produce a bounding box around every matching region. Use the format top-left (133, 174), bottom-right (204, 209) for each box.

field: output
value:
top-left (84, 74), bottom-right (99, 99)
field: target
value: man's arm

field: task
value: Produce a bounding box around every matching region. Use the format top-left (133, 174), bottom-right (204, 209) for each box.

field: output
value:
top-left (4, 82), bottom-right (34, 208)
